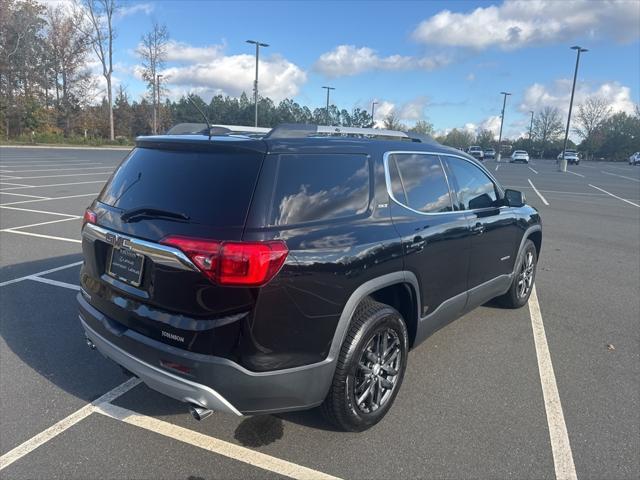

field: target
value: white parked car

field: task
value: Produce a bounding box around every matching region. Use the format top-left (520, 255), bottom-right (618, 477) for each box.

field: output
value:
top-left (557, 149), bottom-right (580, 165)
top-left (511, 150), bottom-right (530, 163)
top-left (467, 145), bottom-right (484, 161)
top-left (629, 152), bottom-right (640, 165)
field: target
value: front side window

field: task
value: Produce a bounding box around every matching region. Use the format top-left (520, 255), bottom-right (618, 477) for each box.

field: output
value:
top-left (269, 154), bottom-right (370, 226)
top-left (446, 157), bottom-right (498, 210)
top-left (387, 153), bottom-right (453, 213)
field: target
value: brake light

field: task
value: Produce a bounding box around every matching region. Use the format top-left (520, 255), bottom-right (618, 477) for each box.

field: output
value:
top-left (160, 236), bottom-right (288, 286)
top-left (83, 209), bottom-right (97, 226)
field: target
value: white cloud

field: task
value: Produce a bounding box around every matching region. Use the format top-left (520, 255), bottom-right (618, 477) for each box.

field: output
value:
top-left (520, 79), bottom-right (636, 116)
top-left (164, 40), bottom-right (226, 64)
top-left (159, 48), bottom-right (307, 102)
top-left (315, 45), bottom-right (451, 77)
top-left (466, 73), bottom-right (476, 82)
top-left (413, 0), bottom-right (640, 50)
top-left (369, 97), bottom-right (430, 127)
top-left (116, 3), bottom-right (154, 18)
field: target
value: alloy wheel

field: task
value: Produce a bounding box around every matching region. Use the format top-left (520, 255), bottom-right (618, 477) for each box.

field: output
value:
top-left (517, 250), bottom-right (535, 299)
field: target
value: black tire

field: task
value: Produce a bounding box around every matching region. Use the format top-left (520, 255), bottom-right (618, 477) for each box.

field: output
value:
top-left (497, 239), bottom-right (537, 308)
top-left (321, 298), bottom-right (409, 432)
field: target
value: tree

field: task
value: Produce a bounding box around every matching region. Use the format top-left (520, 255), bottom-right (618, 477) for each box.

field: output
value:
top-left (574, 96), bottom-right (611, 160)
top-left (382, 112), bottom-right (406, 131)
top-left (475, 128), bottom-right (494, 148)
top-left (78, 0), bottom-right (117, 140)
top-left (533, 106), bottom-right (563, 158)
top-left (137, 21), bottom-right (168, 134)
top-left (441, 128), bottom-right (474, 150)
top-left (596, 112), bottom-right (640, 161)
top-left (409, 119), bottom-right (434, 136)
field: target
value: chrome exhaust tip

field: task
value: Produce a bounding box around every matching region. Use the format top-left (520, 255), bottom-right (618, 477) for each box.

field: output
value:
top-left (189, 405), bottom-right (213, 421)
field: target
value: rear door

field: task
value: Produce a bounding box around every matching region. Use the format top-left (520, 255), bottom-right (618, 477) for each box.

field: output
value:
top-left (442, 155), bottom-right (520, 304)
top-left (386, 152), bottom-right (472, 336)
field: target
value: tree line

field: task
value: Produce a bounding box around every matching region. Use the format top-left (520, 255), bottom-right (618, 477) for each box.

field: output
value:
top-left (1, 0), bottom-right (638, 160)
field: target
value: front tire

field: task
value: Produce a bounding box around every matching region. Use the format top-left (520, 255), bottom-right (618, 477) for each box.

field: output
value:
top-left (498, 239), bottom-right (537, 308)
top-left (321, 298), bottom-right (409, 432)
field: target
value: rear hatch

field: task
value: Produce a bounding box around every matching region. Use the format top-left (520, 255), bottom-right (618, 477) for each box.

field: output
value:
top-left (80, 136), bottom-right (267, 358)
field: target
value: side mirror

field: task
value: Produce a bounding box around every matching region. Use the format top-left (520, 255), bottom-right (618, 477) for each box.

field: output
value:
top-left (504, 189), bottom-right (525, 207)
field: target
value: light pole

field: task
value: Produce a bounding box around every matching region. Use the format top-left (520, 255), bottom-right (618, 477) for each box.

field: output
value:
top-left (246, 40), bottom-right (269, 127)
top-left (156, 74), bottom-right (163, 134)
top-left (371, 101), bottom-right (378, 127)
top-left (529, 110), bottom-right (534, 152)
top-left (559, 45), bottom-right (588, 172)
top-left (322, 86), bottom-right (335, 125)
top-left (496, 91), bottom-right (511, 162)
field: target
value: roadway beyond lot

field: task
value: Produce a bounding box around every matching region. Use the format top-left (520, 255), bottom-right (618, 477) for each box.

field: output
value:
top-left (0, 146), bottom-right (638, 480)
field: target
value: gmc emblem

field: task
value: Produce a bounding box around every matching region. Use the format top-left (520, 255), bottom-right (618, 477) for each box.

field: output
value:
top-left (105, 232), bottom-right (132, 250)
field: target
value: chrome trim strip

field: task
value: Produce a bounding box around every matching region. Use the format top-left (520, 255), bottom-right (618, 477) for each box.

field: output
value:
top-left (82, 223), bottom-right (198, 272)
top-left (383, 150), bottom-right (507, 216)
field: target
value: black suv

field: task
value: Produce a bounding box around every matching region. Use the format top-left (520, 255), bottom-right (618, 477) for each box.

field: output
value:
top-left (79, 124), bottom-right (541, 431)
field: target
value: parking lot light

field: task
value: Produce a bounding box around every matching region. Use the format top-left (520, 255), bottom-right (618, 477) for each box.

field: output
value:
top-left (322, 86), bottom-right (335, 125)
top-left (246, 40), bottom-right (269, 127)
top-left (560, 46), bottom-right (588, 172)
top-left (496, 91), bottom-right (511, 162)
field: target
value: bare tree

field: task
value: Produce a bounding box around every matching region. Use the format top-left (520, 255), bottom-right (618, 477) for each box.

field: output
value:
top-left (382, 112), bottom-right (406, 131)
top-left (574, 96), bottom-right (611, 160)
top-left (533, 106), bottom-right (563, 158)
top-left (137, 21), bottom-right (168, 134)
top-left (77, 0), bottom-right (117, 140)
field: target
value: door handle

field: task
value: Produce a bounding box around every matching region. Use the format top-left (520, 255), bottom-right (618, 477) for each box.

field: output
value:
top-left (408, 236), bottom-right (427, 251)
top-left (470, 223), bottom-right (485, 235)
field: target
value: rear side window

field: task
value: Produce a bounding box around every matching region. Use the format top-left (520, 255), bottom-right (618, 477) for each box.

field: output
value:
top-left (446, 157), bottom-right (498, 210)
top-left (387, 153), bottom-right (453, 213)
top-left (269, 154), bottom-right (370, 226)
top-left (99, 147), bottom-right (262, 226)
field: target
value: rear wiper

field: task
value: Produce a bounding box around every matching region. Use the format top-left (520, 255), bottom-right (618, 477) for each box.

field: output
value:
top-left (121, 207), bottom-right (190, 223)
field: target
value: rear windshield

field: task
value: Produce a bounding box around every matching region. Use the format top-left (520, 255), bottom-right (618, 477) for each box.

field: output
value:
top-left (99, 147), bottom-right (263, 226)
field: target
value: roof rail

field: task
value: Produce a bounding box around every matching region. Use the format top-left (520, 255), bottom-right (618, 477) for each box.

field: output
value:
top-left (166, 123), bottom-right (271, 137)
top-left (209, 124), bottom-right (272, 135)
top-left (266, 123), bottom-right (433, 143)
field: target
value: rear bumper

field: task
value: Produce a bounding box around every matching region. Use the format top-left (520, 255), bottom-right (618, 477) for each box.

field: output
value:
top-left (78, 294), bottom-right (336, 415)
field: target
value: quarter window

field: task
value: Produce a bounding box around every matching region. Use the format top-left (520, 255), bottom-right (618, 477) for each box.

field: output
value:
top-left (446, 158), bottom-right (498, 210)
top-left (269, 154), bottom-right (370, 226)
top-left (387, 153), bottom-right (453, 213)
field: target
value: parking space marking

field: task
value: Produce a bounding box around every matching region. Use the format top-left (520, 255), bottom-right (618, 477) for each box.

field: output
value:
top-left (0, 163), bottom-right (103, 168)
top-left (527, 179), bottom-right (550, 206)
top-left (0, 378), bottom-right (140, 472)
top-left (0, 205), bottom-right (80, 217)
top-left (27, 276), bottom-right (80, 290)
top-left (0, 192), bottom-right (49, 199)
top-left (1, 192), bottom-right (99, 206)
top-left (528, 166), bottom-right (539, 174)
top-left (0, 182), bottom-right (35, 187)
top-left (588, 184), bottom-right (640, 208)
top-left (1, 166), bottom-right (113, 174)
top-left (5, 172), bottom-right (112, 181)
top-left (1, 216), bottom-right (81, 232)
top-left (495, 164), bottom-right (500, 171)
top-left (0, 260), bottom-right (83, 287)
top-left (529, 286), bottom-right (577, 480)
top-left (2, 229), bottom-right (81, 244)
top-left (566, 171), bottom-right (585, 178)
top-left (0, 180), bottom-right (105, 192)
top-left (94, 403), bottom-right (342, 480)
top-left (600, 170), bottom-right (640, 183)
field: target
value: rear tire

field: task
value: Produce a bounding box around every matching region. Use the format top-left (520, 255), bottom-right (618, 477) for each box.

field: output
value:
top-left (497, 239), bottom-right (537, 308)
top-left (321, 298), bottom-right (408, 432)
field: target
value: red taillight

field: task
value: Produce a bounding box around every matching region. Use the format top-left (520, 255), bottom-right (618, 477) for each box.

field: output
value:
top-left (83, 209), bottom-right (97, 226)
top-left (160, 236), bottom-right (288, 287)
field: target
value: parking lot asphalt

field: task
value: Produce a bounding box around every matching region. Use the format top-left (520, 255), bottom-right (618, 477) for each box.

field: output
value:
top-left (0, 146), bottom-right (638, 480)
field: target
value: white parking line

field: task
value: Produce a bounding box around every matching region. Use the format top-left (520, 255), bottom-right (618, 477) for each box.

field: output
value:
top-left (2, 172), bottom-right (111, 181)
top-left (0, 162), bottom-right (103, 168)
top-left (0, 180), bottom-right (105, 192)
top-left (0, 378), bottom-right (140, 471)
top-left (529, 286), bottom-right (577, 480)
top-left (495, 164), bottom-right (500, 171)
top-left (27, 276), bottom-right (81, 290)
top-left (527, 179), bottom-right (550, 206)
top-left (0, 182), bottom-right (34, 187)
top-left (1, 229), bottom-right (81, 243)
top-left (589, 184), bottom-right (640, 207)
top-left (0, 205), bottom-right (80, 217)
top-left (565, 170), bottom-right (584, 178)
top-left (1, 216), bottom-right (81, 232)
top-left (0, 192), bottom-right (49, 199)
top-left (94, 403), bottom-right (342, 480)
top-left (528, 166), bottom-right (539, 174)
top-left (600, 170), bottom-right (640, 183)
top-left (2, 166), bottom-right (113, 173)
top-left (0, 261), bottom-right (83, 287)
top-left (0, 192), bottom-right (98, 206)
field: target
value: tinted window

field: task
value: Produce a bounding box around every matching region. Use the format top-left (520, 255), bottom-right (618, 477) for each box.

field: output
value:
top-left (388, 153), bottom-right (452, 213)
top-left (99, 147), bottom-right (262, 226)
top-left (270, 154), bottom-right (369, 226)
top-left (446, 158), bottom-right (498, 210)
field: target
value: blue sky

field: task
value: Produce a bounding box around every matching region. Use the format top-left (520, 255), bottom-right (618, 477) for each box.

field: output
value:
top-left (102, 0), bottom-right (639, 138)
